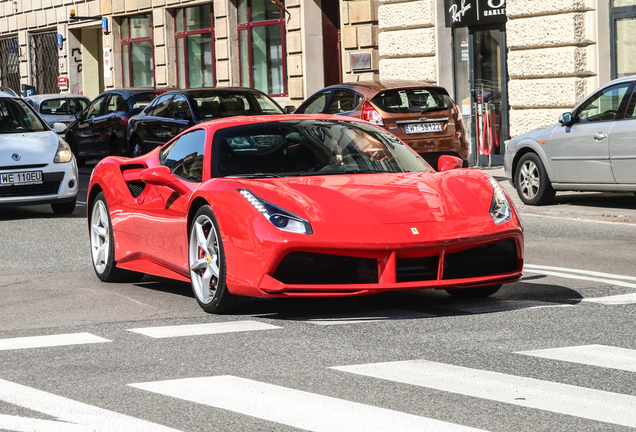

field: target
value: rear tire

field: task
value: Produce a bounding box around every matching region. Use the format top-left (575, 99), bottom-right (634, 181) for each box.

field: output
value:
top-left (446, 284), bottom-right (502, 298)
top-left (51, 197), bottom-right (76, 215)
top-left (514, 153), bottom-right (555, 205)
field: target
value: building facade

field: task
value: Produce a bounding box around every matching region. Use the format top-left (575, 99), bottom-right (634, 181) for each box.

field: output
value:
top-left (0, 0), bottom-right (634, 166)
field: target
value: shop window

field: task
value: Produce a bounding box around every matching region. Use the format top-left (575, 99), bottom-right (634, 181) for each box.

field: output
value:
top-left (121, 15), bottom-right (154, 87)
top-left (175, 5), bottom-right (216, 88)
top-left (237, 0), bottom-right (286, 96)
top-left (611, 1), bottom-right (636, 78)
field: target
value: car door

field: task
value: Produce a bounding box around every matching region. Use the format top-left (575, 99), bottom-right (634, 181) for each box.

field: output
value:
top-left (166, 94), bottom-right (195, 142)
top-left (142, 94), bottom-right (174, 147)
top-left (294, 90), bottom-right (332, 114)
top-left (90, 94), bottom-right (121, 154)
top-left (74, 95), bottom-right (107, 155)
top-left (608, 81), bottom-right (636, 184)
top-left (548, 81), bottom-right (632, 184)
top-left (133, 129), bottom-right (206, 272)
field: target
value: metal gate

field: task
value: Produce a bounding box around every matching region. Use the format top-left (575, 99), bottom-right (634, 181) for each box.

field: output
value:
top-left (0, 37), bottom-right (21, 94)
top-left (29, 32), bottom-right (59, 95)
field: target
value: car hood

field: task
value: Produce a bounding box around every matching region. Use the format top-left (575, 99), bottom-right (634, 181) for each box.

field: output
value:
top-left (234, 170), bottom-right (496, 226)
top-left (0, 131), bottom-right (59, 166)
top-left (511, 122), bottom-right (559, 144)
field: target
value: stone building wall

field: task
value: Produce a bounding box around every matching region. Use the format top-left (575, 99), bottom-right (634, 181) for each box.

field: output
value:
top-left (342, 0), bottom-right (380, 82)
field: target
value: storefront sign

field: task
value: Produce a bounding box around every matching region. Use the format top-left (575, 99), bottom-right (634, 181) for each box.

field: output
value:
top-left (350, 53), bottom-right (372, 71)
top-left (57, 76), bottom-right (68, 88)
top-left (444, 0), bottom-right (506, 28)
top-left (103, 48), bottom-right (111, 78)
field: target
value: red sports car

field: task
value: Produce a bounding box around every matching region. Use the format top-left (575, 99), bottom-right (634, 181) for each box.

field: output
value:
top-left (87, 115), bottom-right (523, 313)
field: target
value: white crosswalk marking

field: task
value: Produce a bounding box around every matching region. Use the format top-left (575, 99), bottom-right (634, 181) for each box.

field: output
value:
top-left (0, 378), bottom-right (182, 431)
top-left (517, 344), bottom-right (636, 372)
top-left (439, 299), bottom-right (569, 314)
top-left (130, 375), bottom-right (488, 432)
top-left (299, 309), bottom-right (436, 325)
top-left (0, 333), bottom-right (110, 351)
top-left (582, 293), bottom-right (636, 305)
top-left (332, 359), bottom-right (636, 428)
top-left (524, 264), bottom-right (636, 282)
top-left (127, 320), bottom-right (281, 338)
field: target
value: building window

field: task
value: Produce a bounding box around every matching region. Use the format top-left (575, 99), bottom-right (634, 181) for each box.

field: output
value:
top-left (175, 5), bottom-right (216, 88)
top-left (611, 0), bottom-right (636, 79)
top-left (237, 0), bottom-right (286, 96)
top-left (121, 14), bottom-right (154, 87)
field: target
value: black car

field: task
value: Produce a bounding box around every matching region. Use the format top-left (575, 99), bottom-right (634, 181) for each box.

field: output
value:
top-left (65, 89), bottom-right (166, 165)
top-left (126, 87), bottom-right (285, 157)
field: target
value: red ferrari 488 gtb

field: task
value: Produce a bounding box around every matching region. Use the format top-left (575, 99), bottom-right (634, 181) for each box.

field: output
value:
top-left (87, 115), bottom-right (523, 313)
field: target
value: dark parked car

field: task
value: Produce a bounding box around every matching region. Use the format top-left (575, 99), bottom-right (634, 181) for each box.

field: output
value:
top-left (126, 87), bottom-right (284, 157)
top-left (25, 94), bottom-right (90, 131)
top-left (65, 89), bottom-right (165, 165)
top-left (295, 80), bottom-right (469, 168)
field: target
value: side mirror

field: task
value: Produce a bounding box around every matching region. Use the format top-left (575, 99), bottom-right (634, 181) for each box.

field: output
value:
top-left (284, 105), bottom-right (296, 114)
top-left (140, 166), bottom-right (190, 195)
top-left (75, 112), bottom-right (82, 120)
top-left (437, 155), bottom-right (464, 172)
top-left (52, 123), bottom-right (67, 134)
top-left (559, 112), bottom-right (573, 126)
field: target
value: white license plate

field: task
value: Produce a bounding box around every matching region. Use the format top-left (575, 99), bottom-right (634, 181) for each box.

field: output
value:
top-left (405, 122), bottom-right (442, 134)
top-left (0, 171), bottom-right (43, 186)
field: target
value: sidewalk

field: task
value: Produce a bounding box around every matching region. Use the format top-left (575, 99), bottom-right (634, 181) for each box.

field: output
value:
top-left (476, 166), bottom-right (636, 225)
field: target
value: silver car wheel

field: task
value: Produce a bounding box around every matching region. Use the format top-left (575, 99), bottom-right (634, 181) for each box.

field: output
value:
top-left (518, 160), bottom-right (540, 200)
top-left (189, 214), bottom-right (220, 305)
top-left (90, 199), bottom-right (110, 275)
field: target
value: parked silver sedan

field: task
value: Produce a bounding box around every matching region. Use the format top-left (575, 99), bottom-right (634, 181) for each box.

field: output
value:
top-left (504, 75), bottom-right (636, 205)
top-left (24, 94), bottom-right (90, 132)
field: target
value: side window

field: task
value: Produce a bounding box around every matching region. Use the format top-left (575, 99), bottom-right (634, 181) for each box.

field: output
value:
top-left (326, 90), bottom-right (361, 114)
top-left (168, 95), bottom-right (193, 119)
top-left (86, 96), bottom-right (106, 119)
top-left (576, 83), bottom-right (631, 123)
top-left (104, 95), bottom-right (125, 114)
top-left (160, 129), bottom-right (206, 182)
top-left (296, 92), bottom-right (330, 114)
top-left (151, 95), bottom-right (173, 118)
top-left (624, 85), bottom-right (636, 119)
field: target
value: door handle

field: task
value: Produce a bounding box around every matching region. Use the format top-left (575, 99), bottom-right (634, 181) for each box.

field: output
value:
top-left (594, 133), bottom-right (607, 141)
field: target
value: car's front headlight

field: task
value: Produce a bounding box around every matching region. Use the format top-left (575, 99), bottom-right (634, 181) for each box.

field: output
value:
top-left (239, 189), bottom-right (313, 235)
top-left (53, 138), bottom-right (73, 164)
top-left (489, 177), bottom-right (512, 225)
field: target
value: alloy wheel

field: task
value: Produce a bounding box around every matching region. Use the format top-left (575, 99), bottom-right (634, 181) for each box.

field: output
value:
top-left (90, 199), bottom-right (110, 274)
top-left (189, 214), bottom-right (220, 305)
top-left (518, 160), bottom-right (540, 201)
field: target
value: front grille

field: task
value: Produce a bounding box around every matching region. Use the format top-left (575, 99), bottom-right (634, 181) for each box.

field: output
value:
top-left (443, 240), bottom-right (518, 280)
top-left (0, 164), bottom-right (47, 170)
top-left (273, 252), bottom-right (378, 285)
top-left (0, 182), bottom-right (60, 197)
top-left (127, 182), bottom-right (145, 197)
top-left (396, 256), bottom-right (439, 282)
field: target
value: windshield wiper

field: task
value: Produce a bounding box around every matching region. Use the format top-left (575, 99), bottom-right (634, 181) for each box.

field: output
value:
top-left (420, 107), bottom-right (447, 114)
top-left (226, 173), bottom-right (284, 178)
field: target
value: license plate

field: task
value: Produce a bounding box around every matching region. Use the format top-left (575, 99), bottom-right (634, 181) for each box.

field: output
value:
top-left (0, 171), bottom-right (43, 186)
top-left (405, 122), bottom-right (442, 134)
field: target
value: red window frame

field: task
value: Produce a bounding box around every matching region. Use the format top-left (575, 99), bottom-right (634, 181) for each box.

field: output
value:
top-left (175, 5), bottom-right (216, 88)
top-left (237, 1), bottom-right (287, 97)
top-left (120, 14), bottom-right (155, 88)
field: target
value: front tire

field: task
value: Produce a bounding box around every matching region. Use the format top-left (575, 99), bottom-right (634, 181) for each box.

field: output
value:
top-left (188, 206), bottom-right (240, 313)
top-left (446, 284), bottom-right (502, 298)
top-left (90, 192), bottom-right (142, 282)
top-left (51, 197), bottom-right (76, 215)
top-left (515, 153), bottom-right (555, 205)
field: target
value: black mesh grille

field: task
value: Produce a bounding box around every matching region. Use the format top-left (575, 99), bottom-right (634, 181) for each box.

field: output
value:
top-left (0, 182), bottom-right (60, 198)
top-left (127, 182), bottom-right (146, 197)
top-left (273, 252), bottom-right (379, 285)
top-left (396, 256), bottom-right (439, 282)
top-left (443, 240), bottom-right (518, 280)
top-left (0, 164), bottom-right (47, 171)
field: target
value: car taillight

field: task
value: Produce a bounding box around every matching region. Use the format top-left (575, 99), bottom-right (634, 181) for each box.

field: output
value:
top-left (361, 102), bottom-right (384, 126)
top-left (454, 102), bottom-right (463, 121)
top-left (119, 116), bottom-right (130, 127)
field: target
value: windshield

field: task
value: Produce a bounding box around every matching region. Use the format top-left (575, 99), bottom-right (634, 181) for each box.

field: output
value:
top-left (194, 91), bottom-right (283, 120)
top-left (40, 98), bottom-right (88, 115)
top-left (0, 98), bottom-right (46, 133)
top-left (372, 88), bottom-right (453, 114)
top-left (213, 120), bottom-right (434, 178)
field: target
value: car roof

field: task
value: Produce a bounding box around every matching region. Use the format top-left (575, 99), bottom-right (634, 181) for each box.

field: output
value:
top-left (0, 91), bottom-right (19, 98)
top-left (98, 88), bottom-right (175, 98)
top-left (25, 94), bottom-right (90, 101)
top-left (328, 80), bottom-right (446, 92)
top-left (162, 87), bottom-right (266, 96)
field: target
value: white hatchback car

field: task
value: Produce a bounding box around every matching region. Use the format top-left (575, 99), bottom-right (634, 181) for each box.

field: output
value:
top-left (0, 92), bottom-right (78, 214)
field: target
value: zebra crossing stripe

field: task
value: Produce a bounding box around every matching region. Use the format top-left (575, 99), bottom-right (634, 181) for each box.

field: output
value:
top-left (130, 375), bottom-right (488, 432)
top-left (0, 333), bottom-right (110, 351)
top-left (516, 344), bottom-right (636, 373)
top-left (523, 268), bottom-right (636, 289)
top-left (524, 264), bottom-right (636, 282)
top-left (331, 359), bottom-right (636, 428)
top-left (127, 321), bottom-right (281, 338)
top-left (582, 293), bottom-right (636, 305)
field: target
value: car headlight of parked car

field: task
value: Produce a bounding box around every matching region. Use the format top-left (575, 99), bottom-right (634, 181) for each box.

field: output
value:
top-left (489, 177), bottom-right (512, 225)
top-left (239, 189), bottom-right (313, 234)
top-left (53, 139), bottom-right (73, 164)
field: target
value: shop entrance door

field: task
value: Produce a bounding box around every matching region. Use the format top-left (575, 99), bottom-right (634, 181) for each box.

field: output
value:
top-left (453, 24), bottom-right (509, 167)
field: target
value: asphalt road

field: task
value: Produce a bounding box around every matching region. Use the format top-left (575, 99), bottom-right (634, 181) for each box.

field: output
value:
top-left (1, 164), bottom-right (636, 431)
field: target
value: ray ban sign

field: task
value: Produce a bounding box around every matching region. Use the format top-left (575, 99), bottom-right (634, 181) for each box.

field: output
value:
top-left (444, 0), bottom-right (506, 28)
